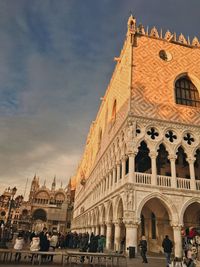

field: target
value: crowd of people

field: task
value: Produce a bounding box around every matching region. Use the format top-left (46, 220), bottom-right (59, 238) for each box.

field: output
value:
top-left (138, 233), bottom-right (198, 267)
top-left (13, 227), bottom-right (106, 263)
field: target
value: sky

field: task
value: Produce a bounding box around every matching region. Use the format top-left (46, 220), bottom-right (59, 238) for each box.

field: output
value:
top-left (0, 0), bottom-right (200, 198)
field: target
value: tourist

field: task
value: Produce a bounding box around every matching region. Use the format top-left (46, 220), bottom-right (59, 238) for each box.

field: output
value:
top-left (30, 234), bottom-right (40, 263)
top-left (39, 227), bottom-right (50, 263)
top-left (138, 235), bottom-right (148, 263)
top-left (13, 233), bottom-right (24, 262)
top-left (98, 235), bottom-right (106, 253)
top-left (162, 235), bottom-right (173, 267)
top-left (49, 231), bottom-right (58, 262)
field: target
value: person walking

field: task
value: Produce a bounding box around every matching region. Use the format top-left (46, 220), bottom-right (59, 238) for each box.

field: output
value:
top-left (139, 235), bottom-right (148, 263)
top-left (162, 235), bottom-right (173, 267)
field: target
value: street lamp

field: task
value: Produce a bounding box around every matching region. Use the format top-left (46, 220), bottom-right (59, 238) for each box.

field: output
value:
top-left (6, 187), bottom-right (17, 226)
top-left (0, 187), bottom-right (17, 248)
top-left (0, 223), bottom-right (6, 248)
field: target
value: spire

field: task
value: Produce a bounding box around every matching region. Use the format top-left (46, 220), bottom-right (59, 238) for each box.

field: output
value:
top-left (51, 176), bottom-right (56, 191)
top-left (127, 14), bottom-right (136, 35)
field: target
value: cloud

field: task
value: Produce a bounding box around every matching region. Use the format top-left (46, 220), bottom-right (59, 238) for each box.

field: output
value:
top-left (0, 0), bottom-right (200, 198)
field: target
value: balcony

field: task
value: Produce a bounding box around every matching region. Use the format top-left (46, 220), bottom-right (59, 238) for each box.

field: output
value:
top-left (135, 172), bottom-right (200, 191)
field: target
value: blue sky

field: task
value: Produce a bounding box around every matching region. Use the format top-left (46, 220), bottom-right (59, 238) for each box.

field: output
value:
top-left (0, 0), bottom-right (200, 198)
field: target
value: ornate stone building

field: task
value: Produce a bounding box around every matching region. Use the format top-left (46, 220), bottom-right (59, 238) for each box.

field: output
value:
top-left (0, 176), bottom-right (75, 233)
top-left (71, 15), bottom-right (200, 257)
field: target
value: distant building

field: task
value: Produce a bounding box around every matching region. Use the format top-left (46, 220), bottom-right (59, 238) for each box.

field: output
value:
top-left (72, 15), bottom-right (200, 258)
top-left (0, 176), bottom-right (75, 233)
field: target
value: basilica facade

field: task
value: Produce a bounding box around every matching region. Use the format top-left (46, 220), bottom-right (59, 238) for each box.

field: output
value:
top-left (0, 176), bottom-right (75, 233)
top-left (71, 15), bottom-right (200, 257)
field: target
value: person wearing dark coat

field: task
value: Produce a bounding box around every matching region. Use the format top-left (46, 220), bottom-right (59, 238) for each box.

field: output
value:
top-left (39, 227), bottom-right (50, 262)
top-left (162, 235), bottom-right (173, 267)
top-left (79, 234), bottom-right (88, 263)
top-left (139, 236), bottom-right (148, 263)
top-left (88, 235), bottom-right (98, 263)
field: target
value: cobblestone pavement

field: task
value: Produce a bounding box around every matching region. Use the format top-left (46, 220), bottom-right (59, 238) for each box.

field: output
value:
top-left (0, 255), bottom-right (166, 267)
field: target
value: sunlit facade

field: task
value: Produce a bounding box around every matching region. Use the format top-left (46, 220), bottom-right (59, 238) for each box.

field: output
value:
top-left (71, 15), bottom-right (200, 257)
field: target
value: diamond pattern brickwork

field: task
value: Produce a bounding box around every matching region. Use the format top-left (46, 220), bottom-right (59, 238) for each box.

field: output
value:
top-left (131, 35), bottom-right (200, 125)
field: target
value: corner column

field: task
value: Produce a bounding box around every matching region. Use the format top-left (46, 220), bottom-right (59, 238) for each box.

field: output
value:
top-left (125, 222), bottom-right (138, 254)
top-left (172, 225), bottom-right (183, 258)
top-left (128, 153), bottom-right (136, 183)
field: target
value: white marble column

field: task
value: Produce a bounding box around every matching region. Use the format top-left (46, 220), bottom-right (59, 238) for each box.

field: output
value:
top-left (96, 225), bottom-right (100, 235)
top-left (122, 156), bottom-right (126, 179)
top-left (114, 222), bottom-right (121, 252)
top-left (107, 174), bottom-right (109, 191)
top-left (128, 153), bottom-right (135, 183)
top-left (91, 226), bottom-right (95, 234)
top-left (187, 157), bottom-right (196, 190)
top-left (172, 225), bottom-right (183, 258)
top-left (106, 223), bottom-right (112, 250)
top-left (125, 222), bottom-right (138, 253)
top-left (150, 151), bottom-right (157, 186)
top-left (117, 162), bottom-right (120, 182)
top-left (113, 166), bottom-right (117, 184)
top-left (109, 171), bottom-right (113, 189)
top-left (168, 154), bottom-right (177, 188)
top-left (100, 224), bottom-right (105, 236)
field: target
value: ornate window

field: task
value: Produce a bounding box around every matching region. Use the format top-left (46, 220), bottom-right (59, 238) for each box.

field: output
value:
top-left (98, 128), bottom-right (102, 150)
top-left (111, 100), bottom-right (117, 123)
top-left (175, 76), bottom-right (200, 107)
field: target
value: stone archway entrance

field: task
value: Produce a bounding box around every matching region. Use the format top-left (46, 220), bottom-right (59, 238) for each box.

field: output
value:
top-left (32, 208), bottom-right (47, 232)
top-left (183, 202), bottom-right (200, 229)
top-left (139, 197), bottom-right (173, 253)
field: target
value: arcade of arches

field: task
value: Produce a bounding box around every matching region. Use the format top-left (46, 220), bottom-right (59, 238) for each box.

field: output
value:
top-left (73, 195), bottom-right (200, 257)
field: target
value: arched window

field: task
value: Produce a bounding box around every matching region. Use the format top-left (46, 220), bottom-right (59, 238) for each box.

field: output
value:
top-left (176, 146), bottom-right (190, 179)
top-left (175, 76), bottom-right (200, 107)
top-left (111, 100), bottom-right (117, 123)
top-left (98, 128), bottom-right (102, 150)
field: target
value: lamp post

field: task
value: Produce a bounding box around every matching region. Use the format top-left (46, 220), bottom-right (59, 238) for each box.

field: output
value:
top-left (0, 187), bottom-right (17, 248)
top-left (0, 223), bottom-right (6, 248)
top-left (6, 187), bottom-right (17, 226)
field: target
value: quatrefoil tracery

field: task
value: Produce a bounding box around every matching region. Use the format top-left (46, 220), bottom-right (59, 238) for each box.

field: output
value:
top-left (183, 133), bottom-right (195, 145)
top-left (165, 130), bottom-right (177, 143)
top-left (147, 127), bottom-right (159, 140)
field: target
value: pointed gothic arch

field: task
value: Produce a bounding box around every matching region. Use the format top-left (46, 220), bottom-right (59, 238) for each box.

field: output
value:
top-left (135, 141), bottom-right (151, 173)
top-left (175, 146), bottom-right (190, 179)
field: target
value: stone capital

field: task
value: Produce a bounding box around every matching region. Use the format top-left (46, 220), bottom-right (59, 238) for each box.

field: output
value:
top-left (168, 154), bottom-right (177, 161)
top-left (149, 151), bottom-right (158, 158)
top-left (187, 157), bottom-right (196, 164)
top-left (124, 220), bottom-right (139, 228)
top-left (105, 221), bottom-right (113, 227)
top-left (171, 223), bottom-right (183, 230)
